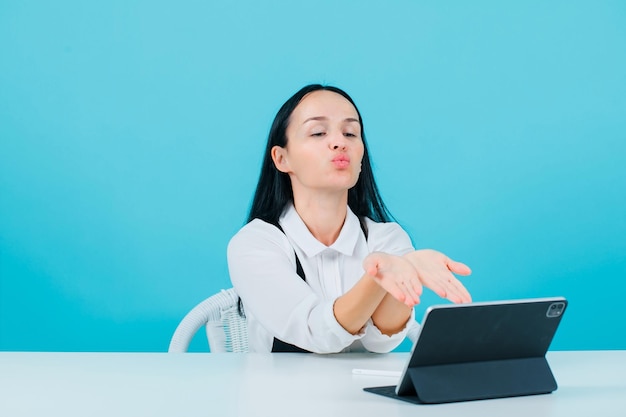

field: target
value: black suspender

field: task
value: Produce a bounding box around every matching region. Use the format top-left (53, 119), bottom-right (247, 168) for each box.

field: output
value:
top-left (272, 222), bottom-right (305, 279)
top-left (271, 223), bottom-right (310, 353)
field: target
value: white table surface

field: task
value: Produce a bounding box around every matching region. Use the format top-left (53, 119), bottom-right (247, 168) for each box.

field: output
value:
top-left (1, 350), bottom-right (624, 417)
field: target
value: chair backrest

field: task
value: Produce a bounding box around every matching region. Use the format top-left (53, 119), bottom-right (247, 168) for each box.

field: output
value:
top-left (168, 288), bottom-right (249, 353)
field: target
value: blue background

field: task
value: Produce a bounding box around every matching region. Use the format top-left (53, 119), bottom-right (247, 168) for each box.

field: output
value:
top-left (1, 1), bottom-right (624, 352)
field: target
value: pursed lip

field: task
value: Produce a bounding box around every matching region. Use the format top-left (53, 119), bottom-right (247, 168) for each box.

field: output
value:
top-left (332, 154), bottom-right (350, 163)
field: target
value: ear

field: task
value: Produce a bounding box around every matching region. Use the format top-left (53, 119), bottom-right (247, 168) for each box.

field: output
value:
top-left (271, 145), bottom-right (290, 173)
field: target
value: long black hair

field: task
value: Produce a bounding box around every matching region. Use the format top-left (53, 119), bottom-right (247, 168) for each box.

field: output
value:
top-left (247, 84), bottom-right (393, 224)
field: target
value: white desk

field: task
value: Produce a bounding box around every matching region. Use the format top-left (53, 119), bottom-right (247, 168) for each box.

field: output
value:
top-left (0, 351), bottom-right (624, 417)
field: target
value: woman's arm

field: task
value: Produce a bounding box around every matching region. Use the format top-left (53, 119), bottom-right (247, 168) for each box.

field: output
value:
top-left (367, 250), bottom-right (472, 337)
top-left (336, 222), bottom-right (472, 340)
top-left (333, 249), bottom-right (472, 337)
top-left (370, 293), bottom-right (413, 335)
top-left (332, 252), bottom-right (421, 335)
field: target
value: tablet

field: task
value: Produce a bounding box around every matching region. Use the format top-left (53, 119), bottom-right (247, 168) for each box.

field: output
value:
top-left (364, 296), bottom-right (568, 404)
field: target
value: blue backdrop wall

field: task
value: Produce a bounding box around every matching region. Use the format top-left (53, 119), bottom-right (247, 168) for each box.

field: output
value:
top-left (1, 1), bottom-right (625, 352)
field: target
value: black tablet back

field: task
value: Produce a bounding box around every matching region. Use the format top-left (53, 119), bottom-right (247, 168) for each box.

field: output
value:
top-left (365, 297), bottom-right (567, 404)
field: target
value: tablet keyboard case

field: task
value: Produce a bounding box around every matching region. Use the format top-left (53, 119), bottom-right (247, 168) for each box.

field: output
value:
top-left (365, 298), bottom-right (566, 404)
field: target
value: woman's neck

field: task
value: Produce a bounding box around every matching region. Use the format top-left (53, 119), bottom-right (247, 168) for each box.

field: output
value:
top-left (292, 191), bottom-right (348, 246)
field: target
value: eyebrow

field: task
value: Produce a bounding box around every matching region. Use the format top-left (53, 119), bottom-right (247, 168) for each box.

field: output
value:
top-left (302, 116), bottom-right (360, 124)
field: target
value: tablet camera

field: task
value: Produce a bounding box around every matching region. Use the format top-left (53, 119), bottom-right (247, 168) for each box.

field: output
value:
top-left (546, 302), bottom-right (565, 318)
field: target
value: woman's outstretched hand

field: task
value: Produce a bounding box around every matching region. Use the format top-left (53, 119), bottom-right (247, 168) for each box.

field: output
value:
top-left (402, 249), bottom-right (472, 304)
top-left (363, 252), bottom-right (423, 307)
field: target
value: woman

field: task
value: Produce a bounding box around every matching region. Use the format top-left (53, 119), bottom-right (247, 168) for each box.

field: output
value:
top-left (227, 84), bottom-right (471, 353)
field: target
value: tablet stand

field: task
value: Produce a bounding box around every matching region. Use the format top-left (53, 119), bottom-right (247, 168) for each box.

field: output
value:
top-left (406, 356), bottom-right (557, 404)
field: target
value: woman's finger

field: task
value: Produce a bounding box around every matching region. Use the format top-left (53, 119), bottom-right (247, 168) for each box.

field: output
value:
top-left (450, 278), bottom-right (472, 303)
top-left (401, 279), bottom-right (421, 306)
top-left (419, 269), bottom-right (471, 304)
top-left (446, 259), bottom-right (472, 276)
top-left (439, 274), bottom-right (472, 303)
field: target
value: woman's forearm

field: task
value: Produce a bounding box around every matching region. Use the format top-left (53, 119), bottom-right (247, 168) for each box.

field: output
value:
top-left (371, 294), bottom-right (412, 335)
top-left (332, 274), bottom-right (387, 334)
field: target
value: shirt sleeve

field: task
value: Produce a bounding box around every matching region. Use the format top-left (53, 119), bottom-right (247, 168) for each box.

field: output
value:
top-left (227, 220), bottom-right (363, 353)
top-left (359, 220), bottom-right (418, 353)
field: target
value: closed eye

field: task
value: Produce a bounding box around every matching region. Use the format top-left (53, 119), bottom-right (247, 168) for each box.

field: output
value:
top-left (311, 132), bottom-right (326, 137)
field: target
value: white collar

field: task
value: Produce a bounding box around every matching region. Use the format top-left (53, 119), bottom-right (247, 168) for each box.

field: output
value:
top-left (279, 203), bottom-right (362, 258)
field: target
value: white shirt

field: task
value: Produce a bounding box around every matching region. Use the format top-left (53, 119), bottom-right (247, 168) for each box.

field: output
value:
top-left (227, 204), bottom-right (417, 353)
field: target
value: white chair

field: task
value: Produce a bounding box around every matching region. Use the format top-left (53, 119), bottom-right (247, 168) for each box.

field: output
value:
top-left (168, 288), bottom-right (249, 353)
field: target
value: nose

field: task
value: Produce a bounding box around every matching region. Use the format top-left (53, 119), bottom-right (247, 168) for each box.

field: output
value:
top-left (329, 132), bottom-right (348, 151)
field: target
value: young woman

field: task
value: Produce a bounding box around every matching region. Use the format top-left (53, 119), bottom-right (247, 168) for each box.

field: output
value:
top-left (227, 84), bottom-right (471, 353)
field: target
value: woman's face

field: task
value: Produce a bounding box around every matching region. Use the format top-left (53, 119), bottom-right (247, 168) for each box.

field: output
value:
top-left (272, 90), bottom-right (364, 195)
